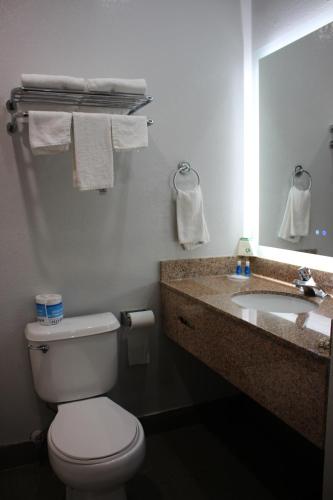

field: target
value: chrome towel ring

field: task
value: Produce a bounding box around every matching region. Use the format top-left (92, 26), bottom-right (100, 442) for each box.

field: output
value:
top-left (173, 161), bottom-right (200, 191)
top-left (292, 165), bottom-right (312, 191)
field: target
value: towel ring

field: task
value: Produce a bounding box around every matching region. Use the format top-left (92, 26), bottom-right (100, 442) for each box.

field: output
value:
top-left (292, 165), bottom-right (312, 191)
top-left (173, 161), bottom-right (200, 191)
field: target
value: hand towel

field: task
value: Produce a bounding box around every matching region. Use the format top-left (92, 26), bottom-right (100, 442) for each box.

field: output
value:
top-left (28, 111), bottom-right (72, 155)
top-left (72, 113), bottom-right (114, 191)
top-left (176, 186), bottom-right (210, 250)
top-left (278, 186), bottom-right (311, 242)
top-left (86, 78), bottom-right (147, 95)
top-left (21, 74), bottom-right (86, 91)
top-left (111, 115), bottom-right (148, 151)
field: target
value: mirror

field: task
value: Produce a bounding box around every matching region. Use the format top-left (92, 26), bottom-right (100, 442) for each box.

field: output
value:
top-left (259, 22), bottom-right (333, 258)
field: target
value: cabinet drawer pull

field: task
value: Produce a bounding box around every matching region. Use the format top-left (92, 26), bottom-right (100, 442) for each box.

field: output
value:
top-left (178, 316), bottom-right (195, 330)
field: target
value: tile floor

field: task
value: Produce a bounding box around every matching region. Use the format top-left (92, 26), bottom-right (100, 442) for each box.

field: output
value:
top-left (0, 396), bottom-right (323, 500)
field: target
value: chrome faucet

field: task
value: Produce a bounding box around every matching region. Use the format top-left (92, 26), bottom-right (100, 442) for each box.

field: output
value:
top-left (293, 267), bottom-right (327, 299)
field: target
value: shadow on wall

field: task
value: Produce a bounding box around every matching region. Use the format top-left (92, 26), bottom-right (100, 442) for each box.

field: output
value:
top-left (159, 335), bottom-right (237, 410)
top-left (110, 302), bottom-right (236, 417)
top-left (111, 330), bottom-right (237, 417)
top-left (10, 126), bottom-right (177, 293)
top-left (11, 129), bottom-right (133, 286)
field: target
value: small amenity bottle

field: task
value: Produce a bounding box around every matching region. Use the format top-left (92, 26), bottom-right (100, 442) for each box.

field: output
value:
top-left (236, 260), bottom-right (242, 275)
top-left (244, 260), bottom-right (251, 276)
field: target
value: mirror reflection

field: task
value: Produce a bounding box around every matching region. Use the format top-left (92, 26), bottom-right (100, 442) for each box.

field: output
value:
top-left (259, 22), bottom-right (333, 257)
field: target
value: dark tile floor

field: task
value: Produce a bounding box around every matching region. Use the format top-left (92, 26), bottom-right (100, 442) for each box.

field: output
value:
top-left (0, 396), bottom-right (324, 500)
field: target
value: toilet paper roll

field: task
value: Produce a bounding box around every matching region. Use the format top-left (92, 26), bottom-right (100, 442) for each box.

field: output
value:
top-left (127, 310), bottom-right (155, 329)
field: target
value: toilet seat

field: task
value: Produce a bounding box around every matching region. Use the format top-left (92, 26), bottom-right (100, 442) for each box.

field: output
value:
top-left (48, 397), bottom-right (139, 465)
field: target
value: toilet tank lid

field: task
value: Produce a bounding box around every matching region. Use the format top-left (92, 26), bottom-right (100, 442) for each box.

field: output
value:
top-left (25, 312), bottom-right (120, 342)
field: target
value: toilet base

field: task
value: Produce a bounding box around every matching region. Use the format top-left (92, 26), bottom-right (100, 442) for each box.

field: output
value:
top-left (66, 486), bottom-right (126, 500)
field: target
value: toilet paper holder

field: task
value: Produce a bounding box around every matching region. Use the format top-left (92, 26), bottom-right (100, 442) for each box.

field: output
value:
top-left (120, 309), bottom-right (150, 328)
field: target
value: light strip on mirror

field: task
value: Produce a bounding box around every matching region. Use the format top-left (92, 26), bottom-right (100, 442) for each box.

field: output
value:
top-left (246, 6), bottom-right (333, 272)
top-left (259, 245), bottom-right (333, 272)
top-left (241, 0), bottom-right (257, 242)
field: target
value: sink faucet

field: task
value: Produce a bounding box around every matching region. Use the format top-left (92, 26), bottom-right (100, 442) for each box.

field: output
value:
top-left (293, 267), bottom-right (327, 299)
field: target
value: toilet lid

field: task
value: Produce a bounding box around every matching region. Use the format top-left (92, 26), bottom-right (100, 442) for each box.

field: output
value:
top-left (49, 397), bottom-right (138, 461)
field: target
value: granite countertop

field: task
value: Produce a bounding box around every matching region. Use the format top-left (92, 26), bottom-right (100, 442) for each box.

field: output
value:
top-left (161, 273), bottom-right (333, 360)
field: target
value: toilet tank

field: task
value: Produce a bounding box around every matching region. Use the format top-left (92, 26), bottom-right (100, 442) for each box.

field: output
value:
top-left (25, 312), bottom-right (120, 403)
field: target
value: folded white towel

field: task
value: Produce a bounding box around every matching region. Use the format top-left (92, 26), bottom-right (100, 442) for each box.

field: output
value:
top-left (278, 186), bottom-right (311, 242)
top-left (28, 111), bottom-right (72, 155)
top-left (111, 115), bottom-right (148, 151)
top-left (176, 186), bottom-right (210, 250)
top-left (72, 113), bottom-right (114, 191)
top-left (86, 78), bottom-right (147, 94)
top-left (21, 74), bottom-right (86, 91)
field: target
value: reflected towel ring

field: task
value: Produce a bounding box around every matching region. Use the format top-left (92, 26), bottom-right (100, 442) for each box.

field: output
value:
top-left (292, 165), bottom-right (312, 191)
top-left (173, 161), bottom-right (200, 192)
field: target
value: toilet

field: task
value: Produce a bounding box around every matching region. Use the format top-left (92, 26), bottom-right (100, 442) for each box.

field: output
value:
top-left (25, 312), bottom-right (145, 500)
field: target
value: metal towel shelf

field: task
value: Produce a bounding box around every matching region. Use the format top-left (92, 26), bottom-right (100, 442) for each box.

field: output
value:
top-left (6, 86), bottom-right (154, 134)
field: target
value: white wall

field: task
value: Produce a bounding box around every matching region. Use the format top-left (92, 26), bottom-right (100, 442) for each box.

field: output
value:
top-left (0, 0), bottom-right (244, 445)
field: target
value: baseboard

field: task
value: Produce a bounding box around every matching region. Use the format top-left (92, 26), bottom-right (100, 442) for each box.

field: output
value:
top-left (1, 394), bottom-right (321, 470)
top-left (0, 398), bottom-right (228, 470)
top-left (0, 441), bottom-right (42, 471)
top-left (138, 396), bottom-right (239, 435)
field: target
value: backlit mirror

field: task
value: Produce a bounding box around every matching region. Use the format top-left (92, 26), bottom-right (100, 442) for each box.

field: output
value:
top-left (259, 22), bottom-right (333, 258)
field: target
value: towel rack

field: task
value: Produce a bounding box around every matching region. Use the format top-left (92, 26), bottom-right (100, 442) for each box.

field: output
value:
top-left (173, 161), bottom-right (200, 191)
top-left (292, 165), bottom-right (312, 190)
top-left (7, 111), bottom-right (153, 135)
top-left (6, 87), bottom-right (153, 134)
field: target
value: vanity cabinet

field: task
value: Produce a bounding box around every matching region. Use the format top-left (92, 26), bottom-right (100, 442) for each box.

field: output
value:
top-left (161, 285), bottom-right (329, 448)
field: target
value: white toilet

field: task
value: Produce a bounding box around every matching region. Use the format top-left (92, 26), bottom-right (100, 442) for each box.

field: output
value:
top-left (25, 312), bottom-right (145, 500)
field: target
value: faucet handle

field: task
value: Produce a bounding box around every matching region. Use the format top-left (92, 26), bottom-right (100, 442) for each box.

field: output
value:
top-left (298, 267), bottom-right (312, 281)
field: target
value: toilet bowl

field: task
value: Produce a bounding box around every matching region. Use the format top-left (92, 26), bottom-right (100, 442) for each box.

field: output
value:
top-left (25, 312), bottom-right (146, 500)
top-left (47, 397), bottom-right (145, 500)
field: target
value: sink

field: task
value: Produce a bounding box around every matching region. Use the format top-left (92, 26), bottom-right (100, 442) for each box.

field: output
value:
top-left (231, 292), bottom-right (318, 313)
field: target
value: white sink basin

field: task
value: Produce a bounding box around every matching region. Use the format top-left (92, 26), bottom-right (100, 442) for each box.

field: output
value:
top-left (231, 292), bottom-right (317, 313)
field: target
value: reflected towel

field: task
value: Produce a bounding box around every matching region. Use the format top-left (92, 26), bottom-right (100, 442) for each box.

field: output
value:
top-left (176, 186), bottom-right (210, 250)
top-left (278, 186), bottom-right (311, 242)
top-left (29, 111), bottom-right (72, 155)
top-left (72, 113), bottom-right (114, 191)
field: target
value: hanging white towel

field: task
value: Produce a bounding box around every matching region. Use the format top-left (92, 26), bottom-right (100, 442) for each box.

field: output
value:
top-left (278, 186), bottom-right (311, 242)
top-left (72, 113), bottom-right (114, 191)
top-left (176, 186), bottom-right (210, 250)
top-left (111, 115), bottom-right (148, 151)
top-left (86, 78), bottom-right (147, 95)
top-left (28, 111), bottom-right (72, 155)
top-left (22, 74), bottom-right (86, 91)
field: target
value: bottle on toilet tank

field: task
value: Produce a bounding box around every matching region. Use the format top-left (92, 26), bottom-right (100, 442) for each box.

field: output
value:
top-left (35, 294), bottom-right (63, 325)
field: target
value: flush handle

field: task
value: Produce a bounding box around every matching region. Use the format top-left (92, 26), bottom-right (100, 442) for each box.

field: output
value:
top-left (178, 316), bottom-right (195, 330)
top-left (28, 344), bottom-right (49, 354)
